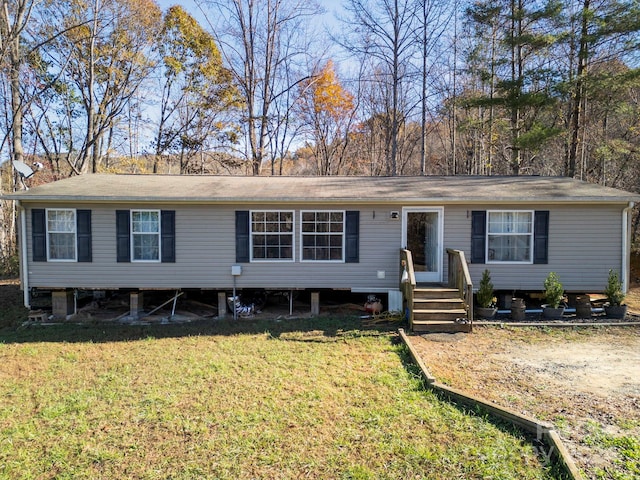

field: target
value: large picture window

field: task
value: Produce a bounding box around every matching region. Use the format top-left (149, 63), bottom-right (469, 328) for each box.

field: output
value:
top-left (131, 210), bottom-right (160, 261)
top-left (47, 209), bottom-right (76, 261)
top-left (487, 211), bottom-right (533, 263)
top-left (251, 211), bottom-right (294, 261)
top-left (301, 211), bottom-right (344, 261)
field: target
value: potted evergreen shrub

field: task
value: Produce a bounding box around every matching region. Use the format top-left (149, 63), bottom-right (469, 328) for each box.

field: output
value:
top-left (542, 272), bottom-right (565, 319)
top-left (476, 269), bottom-right (497, 319)
top-left (604, 269), bottom-right (627, 319)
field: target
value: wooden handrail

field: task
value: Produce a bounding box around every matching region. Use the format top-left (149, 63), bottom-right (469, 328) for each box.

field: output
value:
top-left (400, 249), bottom-right (416, 327)
top-left (446, 248), bottom-right (474, 324)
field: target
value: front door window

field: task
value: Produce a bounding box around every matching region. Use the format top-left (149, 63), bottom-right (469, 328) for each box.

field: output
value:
top-left (403, 208), bottom-right (443, 283)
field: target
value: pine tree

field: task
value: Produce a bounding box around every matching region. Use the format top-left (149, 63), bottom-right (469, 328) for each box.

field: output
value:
top-left (463, 0), bottom-right (562, 175)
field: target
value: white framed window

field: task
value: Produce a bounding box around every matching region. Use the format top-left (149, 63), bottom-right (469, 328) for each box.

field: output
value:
top-left (301, 211), bottom-right (345, 262)
top-left (46, 209), bottom-right (76, 261)
top-left (131, 209), bottom-right (160, 262)
top-left (250, 210), bottom-right (294, 261)
top-left (487, 210), bottom-right (533, 263)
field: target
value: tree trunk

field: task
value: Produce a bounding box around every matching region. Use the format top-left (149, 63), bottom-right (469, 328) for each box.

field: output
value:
top-left (567, 0), bottom-right (590, 179)
top-left (3, 1), bottom-right (29, 262)
top-left (509, 0), bottom-right (523, 175)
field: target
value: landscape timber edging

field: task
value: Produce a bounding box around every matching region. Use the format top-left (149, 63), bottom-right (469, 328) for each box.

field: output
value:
top-left (398, 328), bottom-right (583, 480)
top-left (474, 321), bottom-right (640, 328)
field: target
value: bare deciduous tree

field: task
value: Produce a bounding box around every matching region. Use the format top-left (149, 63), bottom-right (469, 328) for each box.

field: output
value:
top-left (339, 0), bottom-right (420, 176)
top-left (0, 0), bottom-right (40, 265)
top-left (204, 0), bottom-right (321, 175)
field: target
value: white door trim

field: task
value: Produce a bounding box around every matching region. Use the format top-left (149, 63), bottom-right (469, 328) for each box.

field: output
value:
top-left (401, 207), bottom-right (444, 283)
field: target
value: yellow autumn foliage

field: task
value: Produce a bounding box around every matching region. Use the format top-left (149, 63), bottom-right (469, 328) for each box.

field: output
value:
top-left (307, 60), bottom-right (354, 119)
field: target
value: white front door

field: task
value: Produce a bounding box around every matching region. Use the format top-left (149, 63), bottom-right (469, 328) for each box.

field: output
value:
top-left (402, 207), bottom-right (444, 283)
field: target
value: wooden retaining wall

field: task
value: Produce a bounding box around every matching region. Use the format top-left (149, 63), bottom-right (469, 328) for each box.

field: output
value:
top-left (398, 328), bottom-right (583, 480)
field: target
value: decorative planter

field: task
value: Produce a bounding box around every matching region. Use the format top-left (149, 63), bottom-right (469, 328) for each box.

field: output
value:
top-left (604, 304), bottom-right (628, 319)
top-left (476, 306), bottom-right (498, 320)
top-left (542, 305), bottom-right (565, 320)
top-left (511, 298), bottom-right (526, 321)
top-left (575, 303), bottom-right (592, 319)
top-left (574, 295), bottom-right (591, 318)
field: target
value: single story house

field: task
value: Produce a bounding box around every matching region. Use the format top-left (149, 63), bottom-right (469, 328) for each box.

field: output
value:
top-left (4, 174), bottom-right (638, 327)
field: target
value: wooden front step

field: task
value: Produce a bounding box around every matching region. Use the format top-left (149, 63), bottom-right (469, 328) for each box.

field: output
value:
top-left (412, 320), bottom-right (472, 333)
top-left (414, 287), bottom-right (460, 300)
top-left (410, 284), bottom-right (471, 333)
top-left (413, 298), bottom-right (465, 309)
top-left (413, 308), bottom-right (468, 322)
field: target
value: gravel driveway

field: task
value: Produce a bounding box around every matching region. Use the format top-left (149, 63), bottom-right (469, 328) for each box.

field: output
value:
top-left (409, 325), bottom-right (640, 479)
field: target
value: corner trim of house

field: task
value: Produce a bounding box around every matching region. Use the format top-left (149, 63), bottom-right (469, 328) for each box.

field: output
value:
top-left (623, 202), bottom-right (635, 292)
top-left (19, 202), bottom-right (30, 309)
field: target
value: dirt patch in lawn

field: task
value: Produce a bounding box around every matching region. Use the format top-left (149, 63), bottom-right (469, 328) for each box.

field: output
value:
top-left (408, 325), bottom-right (640, 479)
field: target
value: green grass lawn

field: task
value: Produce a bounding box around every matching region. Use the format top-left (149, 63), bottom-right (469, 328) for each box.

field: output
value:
top-left (0, 318), bottom-right (556, 479)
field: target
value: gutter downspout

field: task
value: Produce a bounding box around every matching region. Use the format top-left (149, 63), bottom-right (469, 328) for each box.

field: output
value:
top-left (18, 201), bottom-right (30, 309)
top-left (622, 202), bottom-right (635, 293)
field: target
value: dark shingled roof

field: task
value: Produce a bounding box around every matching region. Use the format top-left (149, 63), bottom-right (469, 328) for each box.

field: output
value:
top-left (4, 174), bottom-right (639, 204)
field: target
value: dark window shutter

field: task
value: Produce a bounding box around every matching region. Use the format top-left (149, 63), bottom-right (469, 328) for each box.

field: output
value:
top-left (471, 211), bottom-right (486, 263)
top-left (345, 211), bottom-right (359, 263)
top-left (533, 210), bottom-right (549, 264)
top-left (236, 211), bottom-right (250, 263)
top-left (32, 209), bottom-right (47, 262)
top-left (76, 210), bottom-right (92, 262)
top-left (116, 210), bottom-right (131, 262)
top-left (161, 210), bottom-right (176, 263)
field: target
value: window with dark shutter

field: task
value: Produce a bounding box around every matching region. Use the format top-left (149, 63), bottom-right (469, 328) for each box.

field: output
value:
top-left (473, 210), bottom-right (548, 264)
top-left (32, 209), bottom-right (92, 262)
top-left (116, 210), bottom-right (131, 262)
top-left (236, 211), bottom-right (250, 263)
top-left (77, 210), bottom-right (92, 262)
top-left (32, 209), bottom-right (47, 262)
top-left (161, 210), bottom-right (176, 263)
top-left (345, 210), bottom-right (359, 263)
top-left (117, 210), bottom-right (174, 263)
top-left (533, 211), bottom-right (549, 264)
top-left (470, 211), bottom-right (486, 263)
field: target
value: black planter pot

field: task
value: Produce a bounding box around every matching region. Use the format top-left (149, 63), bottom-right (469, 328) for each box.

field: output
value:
top-left (604, 304), bottom-right (628, 319)
top-left (542, 305), bottom-right (565, 320)
top-left (476, 307), bottom-right (497, 320)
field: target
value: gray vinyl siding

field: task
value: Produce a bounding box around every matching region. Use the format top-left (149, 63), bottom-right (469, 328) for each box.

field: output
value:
top-left (23, 201), bottom-right (627, 293)
top-left (25, 203), bottom-right (403, 291)
top-left (444, 204), bottom-right (626, 292)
